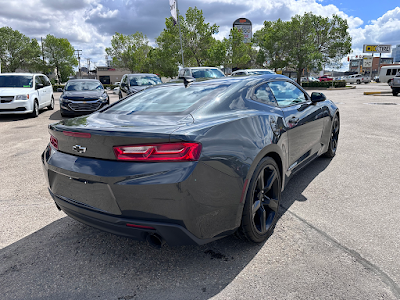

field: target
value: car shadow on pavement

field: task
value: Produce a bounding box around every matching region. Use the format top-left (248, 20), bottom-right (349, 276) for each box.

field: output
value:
top-left (0, 216), bottom-right (265, 300)
top-left (279, 157), bottom-right (332, 216)
top-left (49, 110), bottom-right (66, 121)
top-left (0, 157), bottom-right (332, 300)
top-left (0, 114), bottom-right (30, 122)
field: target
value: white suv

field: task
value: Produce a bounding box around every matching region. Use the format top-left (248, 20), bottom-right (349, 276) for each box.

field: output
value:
top-left (0, 73), bottom-right (54, 117)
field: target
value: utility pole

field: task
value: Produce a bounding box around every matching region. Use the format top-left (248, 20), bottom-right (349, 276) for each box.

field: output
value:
top-left (86, 58), bottom-right (91, 78)
top-left (75, 49), bottom-right (82, 78)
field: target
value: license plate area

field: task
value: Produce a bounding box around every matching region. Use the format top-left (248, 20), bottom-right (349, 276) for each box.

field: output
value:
top-left (50, 171), bottom-right (121, 215)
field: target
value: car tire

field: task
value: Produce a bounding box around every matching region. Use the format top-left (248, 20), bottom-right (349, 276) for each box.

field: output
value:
top-left (30, 100), bottom-right (39, 118)
top-left (237, 157), bottom-right (281, 243)
top-left (356, 80), bottom-right (361, 84)
top-left (47, 96), bottom-right (54, 110)
top-left (323, 114), bottom-right (340, 158)
top-left (393, 90), bottom-right (399, 96)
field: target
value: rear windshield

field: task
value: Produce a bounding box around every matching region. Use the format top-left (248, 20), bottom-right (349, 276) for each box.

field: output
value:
top-left (191, 69), bottom-right (225, 79)
top-left (0, 75), bottom-right (33, 88)
top-left (129, 75), bottom-right (162, 86)
top-left (105, 84), bottom-right (229, 114)
top-left (65, 81), bottom-right (103, 91)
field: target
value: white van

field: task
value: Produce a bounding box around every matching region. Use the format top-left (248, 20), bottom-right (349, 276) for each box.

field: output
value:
top-left (0, 73), bottom-right (54, 117)
top-left (379, 65), bottom-right (400, 84)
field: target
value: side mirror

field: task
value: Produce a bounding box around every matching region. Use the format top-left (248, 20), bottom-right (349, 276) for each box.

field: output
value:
top-left (311, 92), bottom-right (326, 103)
top-left (36, 83), bottom-right (44, 90)
top-left (183, 76), bottom-right (195, 88)
top-left (120, 82), bottom-right (127, 88)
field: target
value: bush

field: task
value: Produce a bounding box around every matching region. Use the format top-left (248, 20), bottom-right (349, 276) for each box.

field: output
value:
top-left (302, 81), bottom-right (346, 88)
top-left (52, 84), bottom-right (64, 92)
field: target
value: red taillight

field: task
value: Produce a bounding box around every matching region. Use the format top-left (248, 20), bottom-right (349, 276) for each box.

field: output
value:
top-left (63, 131), bottom-right (91, 138)
top-left (50, 135), bottom-right (58, 149)
top-left (113, 142), bottom-right (202, 162)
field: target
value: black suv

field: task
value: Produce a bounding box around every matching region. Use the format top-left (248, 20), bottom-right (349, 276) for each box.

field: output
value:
top-left (59, 79), bottom-right (109, 117)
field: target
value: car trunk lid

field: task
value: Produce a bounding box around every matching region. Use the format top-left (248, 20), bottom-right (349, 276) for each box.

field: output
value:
top-left (49, 112), bottom-right (194, 160)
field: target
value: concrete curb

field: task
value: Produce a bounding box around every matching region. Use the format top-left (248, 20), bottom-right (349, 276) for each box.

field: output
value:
top-left (363, 91), bottom-right (392, 95)
top-left (303, 86), bottom-right (356, 91)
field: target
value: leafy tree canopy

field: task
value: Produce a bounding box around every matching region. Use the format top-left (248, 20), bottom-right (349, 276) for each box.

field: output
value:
top-left (0, 27), bottom-right (42, 72)
top-left (43, 34), bottom-right (77, 83)
top-left (253, 12), bottom-right (352, 83)
top-left (105, 32), bottom-right (152, 73)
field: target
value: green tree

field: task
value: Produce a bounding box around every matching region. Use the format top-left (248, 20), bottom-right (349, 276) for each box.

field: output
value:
top-left (253, 13), bottom-right (352, 83)
top-left (253, 19), bottom-right (289, 71)
top-left (105, 32), bottom-right (152, 73)
top-left (225, 28), bottom-right (252, 70)
top-left (156, 7), bottom-right (219, 69)
top-left (0, 27), bottom-right (42, 72)
top-left (43, 34), bottom-right (77, 83)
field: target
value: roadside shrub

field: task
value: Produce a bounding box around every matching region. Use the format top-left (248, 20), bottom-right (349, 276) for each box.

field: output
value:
top-left (302, 81), bottom-right (346, 88)
top-left (52, 84), bottom-right (64, 92)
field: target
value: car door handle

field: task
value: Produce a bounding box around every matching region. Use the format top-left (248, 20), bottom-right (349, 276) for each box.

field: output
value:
top-left (288, 117), bottom-right (299, 124)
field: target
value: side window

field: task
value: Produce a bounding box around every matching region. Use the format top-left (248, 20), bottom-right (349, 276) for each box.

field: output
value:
top-left (183, 69), bottom-right (191, 77)
top-left (42, 76), bottom-right (51, 86)
top-left (253, 83), bottom-right (277, 106)
top-left (386, 69), bottom-right (391, 76)
top-left (267, 81), bottom-right (308, 107)
top-left (392, 69), bottom-right (397, 75)
top-left (35, 76), bottom-right (45, 87)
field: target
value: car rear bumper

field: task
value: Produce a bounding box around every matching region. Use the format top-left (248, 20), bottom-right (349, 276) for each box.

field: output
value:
top-left (41, 145), bottom-right (243, 245)
top-left (49, 189), bottom-right (220, 246)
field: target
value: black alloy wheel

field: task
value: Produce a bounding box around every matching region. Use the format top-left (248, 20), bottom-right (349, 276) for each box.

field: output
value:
top-left (323, 114), bottom-right (340, 158)
top-left (30, 100), bottom-right (39, 118)
top-left (238, 157), bottom-right (281, 243)
top-left (48, 96), bottom-right (54, 110)
top-left (393, 90), bottom-right (398, 96)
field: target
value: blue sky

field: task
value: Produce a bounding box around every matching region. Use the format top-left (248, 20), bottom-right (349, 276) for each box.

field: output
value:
top-left (326, 0), bottom-right (398, 23)
top-left (0, 0), bottom-right (399, 69)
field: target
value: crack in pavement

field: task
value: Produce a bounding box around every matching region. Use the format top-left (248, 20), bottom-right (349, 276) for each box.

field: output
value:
top-left (280, 206), bottom-right (400, 299)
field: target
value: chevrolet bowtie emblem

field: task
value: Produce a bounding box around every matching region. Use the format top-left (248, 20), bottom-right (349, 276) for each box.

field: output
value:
top-left (73, 145), bottom-right (87, 153)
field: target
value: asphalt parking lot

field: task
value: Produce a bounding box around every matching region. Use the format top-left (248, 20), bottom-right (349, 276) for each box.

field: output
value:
top-left (1, 83), bottom-right (399, 299)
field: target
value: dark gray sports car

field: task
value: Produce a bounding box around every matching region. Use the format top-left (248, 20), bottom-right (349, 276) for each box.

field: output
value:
top-left (42, 74), bottom-right (339, 247)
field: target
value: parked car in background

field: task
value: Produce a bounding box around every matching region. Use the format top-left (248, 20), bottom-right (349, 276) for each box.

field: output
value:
top-left (308, 77), bottom-right (319, 82)
top-left (318, 75), bottom-right (334, 82)
top-left (231, 69), bottom-right (275, 76)
top-left (119, 73), bottom-right (162, 99)
top-left (178, 67), bottom-right (225, 79)
top-left (59, 79), bottom-right (109, 117)
top-left (389, 73), bottom-right (400, 96)
top-left (373, 76), bottom-right (380, 83)
top-left (0, 73), bottom-right (54, 117)
top-left (42, 74), bottom-right (339, 247)
top-left (379, 65), bottom-right (400, 84)
top-left (345, 74), bottom-right (370, 84)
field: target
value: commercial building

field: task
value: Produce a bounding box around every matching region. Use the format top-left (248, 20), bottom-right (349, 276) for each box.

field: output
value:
top-left (349, 56), bottom-right (393, 77)
top-left (96, 66), bottom-right (130, 85)
top-left (393, 45), bottom-right (400, 63)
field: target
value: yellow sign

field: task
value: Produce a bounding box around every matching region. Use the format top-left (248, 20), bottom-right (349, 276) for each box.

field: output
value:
top-left (363, 44), bottom-right (391, 53)
top-left (276, 70), bottom-right (282, 74)
top-left (365, 46), bottom-right (376, 52)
